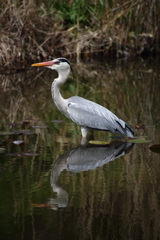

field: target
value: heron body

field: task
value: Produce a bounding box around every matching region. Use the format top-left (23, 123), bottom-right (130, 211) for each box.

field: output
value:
top-left (32, 58), bottom-right (134, 139)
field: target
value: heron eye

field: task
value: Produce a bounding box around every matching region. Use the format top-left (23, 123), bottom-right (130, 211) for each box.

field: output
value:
top-left (54, 61), bottom-right (60, 65)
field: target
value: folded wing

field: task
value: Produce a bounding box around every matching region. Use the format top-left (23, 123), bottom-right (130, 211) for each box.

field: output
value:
top-left (67, 96), bottom-right (134, 138)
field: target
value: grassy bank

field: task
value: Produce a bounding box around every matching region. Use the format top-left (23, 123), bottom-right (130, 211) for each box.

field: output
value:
top-left (0, 0), bottom-right (160, 66)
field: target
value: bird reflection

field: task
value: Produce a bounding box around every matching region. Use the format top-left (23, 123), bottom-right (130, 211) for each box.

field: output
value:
top-left (48, 141), bottom-right (134, 209)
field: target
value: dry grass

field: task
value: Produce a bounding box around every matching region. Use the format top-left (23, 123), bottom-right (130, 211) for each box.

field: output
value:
top-left (0, 0), bottom-right (160, 67)
top-left (0, 0), bottom-right (69, 67)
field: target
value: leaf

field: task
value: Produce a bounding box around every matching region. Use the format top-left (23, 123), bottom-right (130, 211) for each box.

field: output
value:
top-left (89, 140), bottom-right (110, 145)
top-left (6, 152), bottom-right (39, 157)
top-left (6, 153), bottom-right (22, 157)
top-left (22, 153), bottom-right (39, 156)
top-left (6, 123), bottom-right (20, 126)
top-left (23, 118), bottom-right (38, 122)
top-left (0, 147), bottom-right (5, 153)
top-left (128, 138), bottom-right (151, 144)
top-left (32, 203), bottom-right (52, 207)
top-left (32, 125), bottom-right (48, 129)
top-left (51, 120), bottom-right (64, 123)
top-left (13, 130), bottom-right (35, 135)
top-left (0, 131), bottom-right (14, 136)
top-left (23, 131), bottom-right (36, 135)
top-left (129, 31), bottom-right (135, 37)
top-left (22, 119), bottom-right (38, 125)
top-left (149, 144), bottom-right (160, 153)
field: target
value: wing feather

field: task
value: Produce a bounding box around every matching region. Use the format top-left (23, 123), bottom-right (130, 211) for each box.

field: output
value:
top-left (67, 96), bottom-right (134, 138)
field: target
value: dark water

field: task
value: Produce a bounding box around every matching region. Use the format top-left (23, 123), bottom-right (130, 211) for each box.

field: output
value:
top-left (0, 57), bottom-right (160, 240)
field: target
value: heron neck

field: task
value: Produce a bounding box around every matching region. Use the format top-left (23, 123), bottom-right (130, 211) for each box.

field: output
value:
top-left (51, 69), bottom-right (70, 115)
top-left (56, 68), bottom-right (70, 87)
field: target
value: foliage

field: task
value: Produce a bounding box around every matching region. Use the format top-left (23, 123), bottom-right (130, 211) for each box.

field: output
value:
top-left (49, 0), bottom-right (105, 26)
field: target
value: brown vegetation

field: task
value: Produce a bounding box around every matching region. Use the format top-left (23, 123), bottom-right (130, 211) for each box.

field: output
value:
top-left (0, 0), bottom-right (160, 67)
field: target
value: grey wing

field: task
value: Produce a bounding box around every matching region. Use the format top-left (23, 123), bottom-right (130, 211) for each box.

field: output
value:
top-left (67, 96), bottom-right (134, 137)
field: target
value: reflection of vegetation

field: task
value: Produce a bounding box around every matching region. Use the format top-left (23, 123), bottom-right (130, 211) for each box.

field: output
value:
top-left (57, 142), bottom-right (160, 240)
top-left (0, 58), bottom-right (160, 141)
top-left (0, 59), bottom-right (160, 239)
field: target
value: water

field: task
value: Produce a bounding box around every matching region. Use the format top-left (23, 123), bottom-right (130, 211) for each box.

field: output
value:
top-left (0, 57), bottom-right (160, 240)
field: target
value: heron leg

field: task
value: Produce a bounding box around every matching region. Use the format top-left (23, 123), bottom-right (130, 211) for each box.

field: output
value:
top-left (81, 127), bottom-right (90, 138)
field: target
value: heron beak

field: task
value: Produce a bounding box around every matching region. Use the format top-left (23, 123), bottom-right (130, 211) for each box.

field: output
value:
top-left (31, 61), bottom-right (54, 67)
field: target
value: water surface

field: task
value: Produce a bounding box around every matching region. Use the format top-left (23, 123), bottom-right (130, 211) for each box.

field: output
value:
top-left (0, 57), bottom-right (160, 240)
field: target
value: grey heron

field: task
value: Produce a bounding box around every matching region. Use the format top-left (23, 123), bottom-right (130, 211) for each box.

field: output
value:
top-left (32, 58), bottom-right (134, 139)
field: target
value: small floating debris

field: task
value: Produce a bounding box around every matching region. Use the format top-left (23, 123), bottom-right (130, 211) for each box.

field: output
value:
top-left (13, 140), bottom-right (24, 145)
top-left (32, 125), bottom-right (48, 129)
top-left (51, 120), bottom-right (64, 123)
top-left (135, 124), bottom-right (148, 130)
top-left (32, 203), bottom-right (52, 208)
top-left (22, 153), bottom-right (39, 156)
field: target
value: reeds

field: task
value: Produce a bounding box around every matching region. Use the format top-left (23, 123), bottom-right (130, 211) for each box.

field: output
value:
top-left (0, 0), bottom-right (159, 66)
top-left (0, 0), bottom-right (68, 66)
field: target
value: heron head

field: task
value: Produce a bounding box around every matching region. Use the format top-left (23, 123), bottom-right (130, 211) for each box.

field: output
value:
top-left (32, 58), bottom-right (71, 72)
